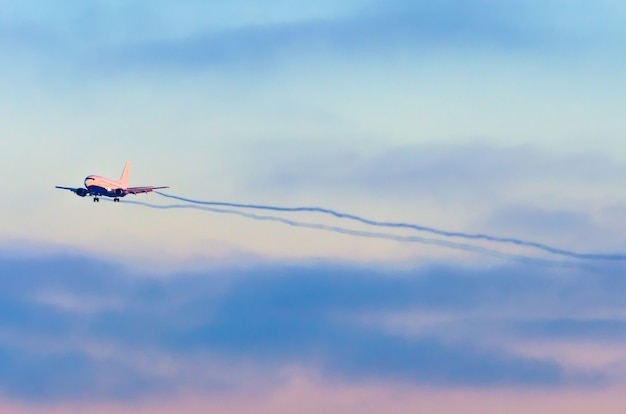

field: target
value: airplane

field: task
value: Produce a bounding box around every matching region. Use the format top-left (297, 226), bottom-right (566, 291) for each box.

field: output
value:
top-left (55, 161), bottom-right (169, 203)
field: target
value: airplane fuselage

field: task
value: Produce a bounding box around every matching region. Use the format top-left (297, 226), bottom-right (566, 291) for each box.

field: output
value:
top-left (84, 175), bottom-right (127, 198)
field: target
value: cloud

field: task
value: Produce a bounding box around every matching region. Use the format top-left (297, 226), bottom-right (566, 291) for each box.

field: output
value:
top-left (236, 142), bottom-right (626, 202)
top-left (1, 252), bottom-right (626, 401)
top-left (0, 346), bottom-right (157, 401)
top-left (4, 0), bottom-right (620, 75)
top-left (487, 205), bottom-right (597, 236)
top-left (89, 0), bottom-right (584, 74)
top-left (518, 319), bottom-right (626, 342)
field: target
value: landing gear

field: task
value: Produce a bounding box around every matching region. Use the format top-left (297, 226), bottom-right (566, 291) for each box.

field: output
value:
top-left (113, 197), bottom-right (120, 202)
top-left (93, 197), bottom-right (100, 203)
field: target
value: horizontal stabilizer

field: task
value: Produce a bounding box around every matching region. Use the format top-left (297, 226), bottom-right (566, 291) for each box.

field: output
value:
top-left (126, 185), bottom-right (170, 195)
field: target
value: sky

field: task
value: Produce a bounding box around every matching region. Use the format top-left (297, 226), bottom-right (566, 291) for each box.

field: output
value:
top-left (2, 0), bottom-right (626, 412)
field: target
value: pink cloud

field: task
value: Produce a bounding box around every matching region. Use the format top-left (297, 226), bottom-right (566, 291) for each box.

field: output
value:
top-left (3, 375), bottom-right (626, 414)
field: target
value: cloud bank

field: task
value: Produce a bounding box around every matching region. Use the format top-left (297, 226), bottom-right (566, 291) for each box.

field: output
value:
top-left (1, 252), bottom-right (626, 402)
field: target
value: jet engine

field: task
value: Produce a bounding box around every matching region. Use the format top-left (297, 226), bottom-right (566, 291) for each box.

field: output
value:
top-left (115, 188), bottom-right (124, 196)
top-left (75, 188), bottom-right (88, 197)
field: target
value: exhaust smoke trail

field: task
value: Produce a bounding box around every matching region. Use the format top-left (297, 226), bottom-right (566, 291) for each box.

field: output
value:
top-left (153, 192), bottom-right (626, 262)
top-left (119, 199), bottom-right (589, 267)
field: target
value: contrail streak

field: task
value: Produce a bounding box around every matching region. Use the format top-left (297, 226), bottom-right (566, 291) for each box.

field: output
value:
top-left (153, 193), bottom-right (626, 261)
top-left (119, 199), bottom-right (585, 267)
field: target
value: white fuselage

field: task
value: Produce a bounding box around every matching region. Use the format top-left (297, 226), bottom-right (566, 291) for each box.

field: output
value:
top-left (84, 175), bottom-right (126, 198)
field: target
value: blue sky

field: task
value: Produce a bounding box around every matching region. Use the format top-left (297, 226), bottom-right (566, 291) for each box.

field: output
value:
top-left (2, 1), bottom-right (626, 411)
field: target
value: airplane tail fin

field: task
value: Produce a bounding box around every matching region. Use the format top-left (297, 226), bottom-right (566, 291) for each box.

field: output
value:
top-left (118, 161), bottom-right (130, 187)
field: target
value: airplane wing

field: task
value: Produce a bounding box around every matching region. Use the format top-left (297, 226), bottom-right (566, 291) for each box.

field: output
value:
top-left (126, 186), bottom-right (170, 195)
top-left (55, 186), bottom-right (90, 197)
